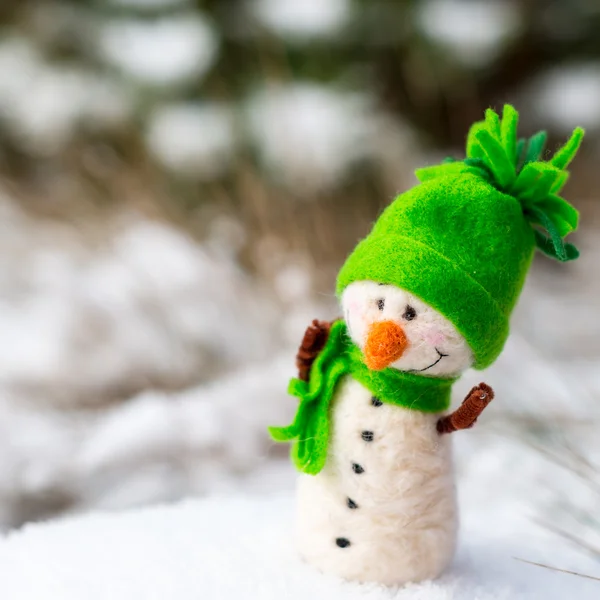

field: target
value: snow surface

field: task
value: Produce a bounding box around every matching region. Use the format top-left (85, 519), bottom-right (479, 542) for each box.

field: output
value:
top-left (1, 494), bottom-right (599, 600)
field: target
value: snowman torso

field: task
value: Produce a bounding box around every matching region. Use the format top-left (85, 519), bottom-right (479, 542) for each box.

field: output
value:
top-left (296, 374), bottom-right (457, 585)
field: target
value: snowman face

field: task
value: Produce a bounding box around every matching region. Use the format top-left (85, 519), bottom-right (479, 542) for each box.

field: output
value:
top-left (341, 281), bottom-right (473, 377)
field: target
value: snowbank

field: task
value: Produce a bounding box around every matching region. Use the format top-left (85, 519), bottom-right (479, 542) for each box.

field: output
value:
top-left (1, 494), bottom-right (598, 600)
top-left (0, 198), bottom-right (310, 527)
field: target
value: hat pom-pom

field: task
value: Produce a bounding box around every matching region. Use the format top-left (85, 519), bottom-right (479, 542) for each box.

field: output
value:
top-left (416, 105), bottom-right (584, 262)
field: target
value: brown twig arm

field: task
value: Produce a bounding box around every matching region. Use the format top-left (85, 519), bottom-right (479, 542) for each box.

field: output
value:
top-left (437, 383), bottom-right (495, 434)
top-left (296, 319), bottom-right (334, 382)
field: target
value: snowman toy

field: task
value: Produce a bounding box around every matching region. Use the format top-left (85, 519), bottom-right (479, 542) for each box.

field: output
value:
top-left (270, 105), bottom-right (584, 585)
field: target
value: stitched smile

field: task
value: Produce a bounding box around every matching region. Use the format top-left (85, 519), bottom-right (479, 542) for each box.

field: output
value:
top-left (409, 348), bottom-right (449, 373)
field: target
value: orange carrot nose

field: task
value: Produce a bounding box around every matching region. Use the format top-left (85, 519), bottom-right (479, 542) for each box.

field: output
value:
top-left (364, 320), bottom-right (408, 371)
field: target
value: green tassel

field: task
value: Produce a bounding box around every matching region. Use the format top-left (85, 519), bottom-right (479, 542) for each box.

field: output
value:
top-left (550, 170), bottom-right (569, 194)
top-left (551, 127), bottom-right (585, 170)
top-left (414, 104), bottom-right (583, 263)
top-left (523, 131), bottom-right (548, 164)
top-left (534, 231), bottom-right (579, 261)
top-left (473, 129), bottom-right (516, 189)
top-left (512, 163), bottom-right (563, 202)
top-left (527, 207), bottom-right (569, 261)
top-left (463, 157), bottom-right (495, 183)
top-left (515, 138), bottom-right (527, 173)
top-left (485, 108), bottom-right (502, 139)
top-left (534, 194), bottom-right (579, 236)
top-left (500, 104), bottom-right (519, 165)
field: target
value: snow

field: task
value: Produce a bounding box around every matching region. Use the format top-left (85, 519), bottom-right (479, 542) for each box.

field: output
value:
top-left (253, 0), bottom-right (351, 39)
top-left (71, 356), bottom-right (296, 507)
top-left (247, 84), bottom-right (373, 192)
top-left (146, 103), bottom-right (236, 177)
top-left (525, 65), bottom-right (600, 132)
top-left (1, 494), bottom-right (599, 599)
top-left (0, 37), bottom-right (131, 153)
top-left (1, 267), bottom-right (599, 591)
top-left (0, 3), bottom-right (597, 591)
top-left (417, 0), bottom-right (522, 68)
top-left (0, 342), bottom-right (295, 523)
top-left (0, 207), bottom-right (278, 399)
top-left (0, 197), bottom-right (306, 526)
top-left (0, 213), bottom-right (595, 600)
top-left (97, 14), bottom-right (218, 87)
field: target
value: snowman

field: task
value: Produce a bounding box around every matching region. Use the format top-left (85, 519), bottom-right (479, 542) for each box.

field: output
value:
top-left (270, 105), bottom-right (583, 585)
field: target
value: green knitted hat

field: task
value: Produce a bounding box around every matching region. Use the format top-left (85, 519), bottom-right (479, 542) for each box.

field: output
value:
top-left (336, 105), bottom-right (583, 369)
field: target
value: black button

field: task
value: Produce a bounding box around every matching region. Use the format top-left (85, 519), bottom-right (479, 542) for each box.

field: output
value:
top-left (371, 397), bottom-right (383, 407)
top-left (336, 537), bottom-right (351, 548)
top-left (361, 431), bottom-right (374, 442)
top-left (347, 498), bottom-right (358, 509)
top-left (352, 463), bottom-right (364, 474)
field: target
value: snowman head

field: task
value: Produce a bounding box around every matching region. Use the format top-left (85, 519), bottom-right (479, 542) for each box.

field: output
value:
top-left (342, 281), bottom-right (473, 377)
top-left (336, 106), bottom-right (583, 371)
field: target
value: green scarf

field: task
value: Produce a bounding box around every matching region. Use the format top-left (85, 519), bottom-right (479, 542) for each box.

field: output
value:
top-left (269, 321), bottom-right (457, 475)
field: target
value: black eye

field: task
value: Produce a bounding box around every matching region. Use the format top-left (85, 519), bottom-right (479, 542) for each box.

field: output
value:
top-left (403, 305), bottom-right (417, 321)
top-left (377, 298), bottom-right (385, 311)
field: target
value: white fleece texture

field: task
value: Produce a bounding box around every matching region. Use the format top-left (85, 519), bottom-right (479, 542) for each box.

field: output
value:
top-left (2, 494), bottom-right (599, 600)
top-left (342, 281), bottom-right (474, 376)
top-left (296, 376), bottom-right (457, 585)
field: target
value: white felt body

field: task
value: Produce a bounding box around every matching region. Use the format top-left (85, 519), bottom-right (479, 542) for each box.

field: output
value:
top-left (296, 375), bottom-right (457, 585)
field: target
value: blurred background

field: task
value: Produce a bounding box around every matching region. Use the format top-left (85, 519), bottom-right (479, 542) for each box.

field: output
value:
top-left (0, 0), bottom-right (598, 560)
